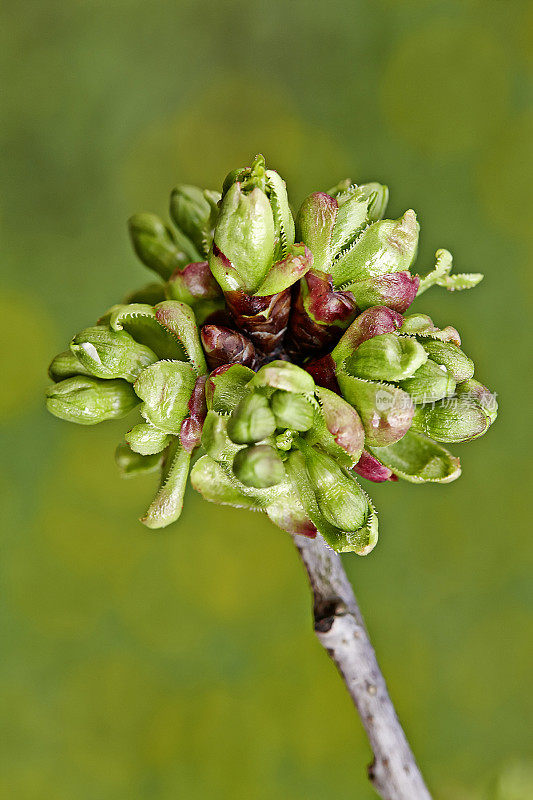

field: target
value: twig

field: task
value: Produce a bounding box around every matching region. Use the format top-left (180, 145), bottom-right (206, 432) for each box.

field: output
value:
top-left (291, 532), bottom-right (432, 800)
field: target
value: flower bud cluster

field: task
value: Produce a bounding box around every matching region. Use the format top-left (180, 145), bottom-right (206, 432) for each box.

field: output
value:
top-left (45, 155), bottom-right (496, 553)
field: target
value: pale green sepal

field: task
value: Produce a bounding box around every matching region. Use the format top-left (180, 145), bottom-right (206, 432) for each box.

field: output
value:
top-left (266, 168), bottom-right (295, 260)
top-left (125, 422), bottom-right (171, 455)
top-left (329, 191), bottom-right (370, 257)
top-left (455, 379), bottom-right (498, 425)
top-left (368, 431), bottom-right (461, 483)
top-left (357, 182), bottom-right (389, 222)
top-left (140, 439), bottom-right (191, 529)
top-left (201, 411), bottom-right (241, 463)
top-left (253, 243), bottom-right (312, 296)
top-left (115, 442), bottom-right (165, 478)
top-left (335, 494), bottom-right (378, 556)
top-left (134, 360), bottom-right (197, 434)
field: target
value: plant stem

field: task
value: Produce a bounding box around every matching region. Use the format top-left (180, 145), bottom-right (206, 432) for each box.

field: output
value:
top-left (291, 532), bottom-right (432, 800)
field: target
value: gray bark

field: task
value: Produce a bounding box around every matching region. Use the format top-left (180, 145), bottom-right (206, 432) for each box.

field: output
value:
top-left (292, 532), bottom-right (432, 800)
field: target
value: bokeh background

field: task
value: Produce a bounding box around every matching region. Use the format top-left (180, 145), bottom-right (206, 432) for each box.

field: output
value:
top-left (1, 1), bottom-right (532, 798)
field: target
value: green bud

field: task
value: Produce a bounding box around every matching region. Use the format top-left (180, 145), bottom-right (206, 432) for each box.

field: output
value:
top-left (70, 326), bottom-right (157, 382)
top-left (421, 340), bottom-right (474, 382)
top-left (303, 446), bottom-right (368, 532)
top-left (249, 360), bottom-right (315, 395)
top-left (191, 454), bottom-right (289, 510)
top-left (336, 371), bottom-right (414, 447)
top-left (128, 213), bottom-right (189, 280)
top-left (227, 392), bottom-right (277, 445)
top-left (169, 184), bottom-right (214, 256)
top-left (125, 422), bottom-right (171, 455)
top-left (400, 359), bottom-right (456, 404)
top-left (345, 333), bottom-right (428, 382)
top-left (455, 379), bottom-right (498, 425)
top-left (411, 395), bottom-right (490, 443)
top-left (115, 442), bottom-right (165, 478)
top-left (232, 445), bottom-right (285, 488)
top-left (331, 210), bottom-right (419, 288)
top-left (212, 181), bottom-right (275, 293)
top-left (46, 376), bottom-right (138, 425)
top-left (271, 390), bottom-right (314, 432)
top-left (134, 360), bottom-right (197, 434)
top-left (48, 349), bottom-right (95, 382)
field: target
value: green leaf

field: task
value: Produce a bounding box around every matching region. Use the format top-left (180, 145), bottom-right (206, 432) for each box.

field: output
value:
top-left (110, 304), bottom-right (187, 361)
top-left (154, 301), bottom-right (207, 375)
top-left (417, 248), bottom-right (483, 296)
top-left (368, 431), bottom-right (461, 483)
top-left (115, 442), bottom-right (165, 478)
top-left (331, 210), bottom-right (419, 287)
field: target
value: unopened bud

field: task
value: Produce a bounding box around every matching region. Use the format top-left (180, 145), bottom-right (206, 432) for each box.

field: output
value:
top-left (422, 340), bottom-right (474, 382)
top-left (250, 360), bottom-right (315, 394)
top-left (411, 395), bottom-right (490, 443)
top-left (169, 184), bottom-right (214, 256)
top-left (304, 447), bottom-right (368, 532)
top-left (345, 332), bottom-right (428, 382)
top-left (70, 326), bottom-right (157, 382)
top-left (227, 392), bottom-right (277, 444)
top-left (128, 213), bottom-right (189, 280)
top-left (232, 444), bottom-right (285, 488)
top-left (46, 376), bottom-right (138, 425)
top-left (400, 359), bottom-right (456, 404)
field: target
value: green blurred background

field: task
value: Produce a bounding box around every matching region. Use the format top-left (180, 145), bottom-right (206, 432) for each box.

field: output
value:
top-left (1, 1), bottom-right (532, 798)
